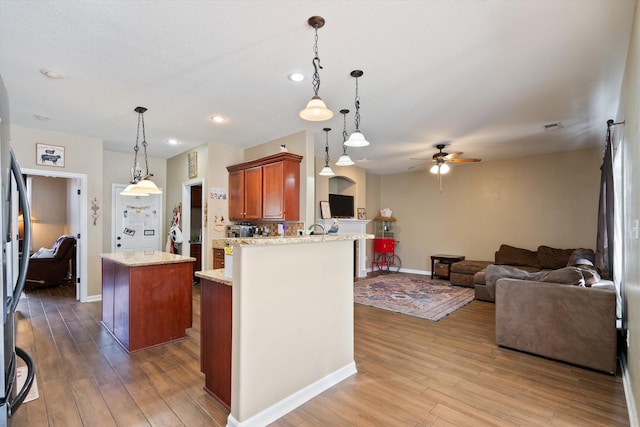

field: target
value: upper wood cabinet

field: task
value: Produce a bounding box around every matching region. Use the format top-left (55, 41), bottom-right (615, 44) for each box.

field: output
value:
top-left (227, 153), bottom-right (302, 221)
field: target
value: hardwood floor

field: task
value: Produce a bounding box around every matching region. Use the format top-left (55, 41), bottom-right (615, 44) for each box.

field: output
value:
top-left (12, 281), bottom-right (628, 426)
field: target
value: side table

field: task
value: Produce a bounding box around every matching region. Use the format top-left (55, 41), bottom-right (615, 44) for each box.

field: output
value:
top-left (430, 254), bottom-right (465, 280)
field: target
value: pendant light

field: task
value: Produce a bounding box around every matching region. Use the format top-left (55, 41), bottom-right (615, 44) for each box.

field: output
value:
top-left (344, 70), bottom-right (369, 147)
top-left (319, 128), bottom-right (335, 176)
top-left (299, 16), bottom-right (333, 122)
top-left (120, 106), bottom-right (162, 196)
top-left (336, 109), bottom-right (354, 166)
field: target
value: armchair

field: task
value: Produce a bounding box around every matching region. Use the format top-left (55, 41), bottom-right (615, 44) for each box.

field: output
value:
top-left (25, 235), bottom-right (76, 289)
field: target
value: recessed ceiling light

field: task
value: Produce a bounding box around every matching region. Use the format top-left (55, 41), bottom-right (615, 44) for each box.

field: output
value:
top-left (167, 139), bottom-right (179, 145)
top-left (209, 115), bottom-right (226, 124)
top-left (39, 69), bottom-right (64, 79)
top-left (288, 72), bottom-right (305, 82)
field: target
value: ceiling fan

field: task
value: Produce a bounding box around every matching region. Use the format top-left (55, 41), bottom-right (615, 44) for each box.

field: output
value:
top-left (410, 143), bottom-right (481, 172)
top-left (410, 143), bottom-right (481, 191)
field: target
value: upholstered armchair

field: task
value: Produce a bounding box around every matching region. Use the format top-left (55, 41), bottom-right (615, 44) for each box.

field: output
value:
top-left (25, 235), bottom-right (76, 289)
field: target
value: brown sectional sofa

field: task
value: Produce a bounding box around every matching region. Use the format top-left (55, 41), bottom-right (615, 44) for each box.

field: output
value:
top-left (463, 244), bottom-right (617, 373)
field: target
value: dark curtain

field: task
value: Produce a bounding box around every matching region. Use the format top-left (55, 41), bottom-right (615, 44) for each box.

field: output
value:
top-left (595, 124), bottom-right (614, 280)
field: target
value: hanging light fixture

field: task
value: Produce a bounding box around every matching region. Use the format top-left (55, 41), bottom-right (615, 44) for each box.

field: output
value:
top-left (299, 16), bottom-right (333, 122)
top-left (336, 109), bottom-right (354, 166)
top-left (344, 70), bottom-right (369, 147)
top-left (120, 106), bottom-right (162, 196)
top-left (319, 128), bottom-right (335, 176)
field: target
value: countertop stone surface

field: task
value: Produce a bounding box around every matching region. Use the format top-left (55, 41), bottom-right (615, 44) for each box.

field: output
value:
top-left (212, 234), bottom-right (373, 248)
top-left (196, 269), bottom-right (232, 286)
top-left (100, 251), bottom-right (196, 267)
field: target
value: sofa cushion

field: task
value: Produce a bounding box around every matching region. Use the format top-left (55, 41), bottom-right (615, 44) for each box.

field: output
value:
top-left (540, 266), bottom-right (585, 286)
top-left (537, 245), bottom-right (575, 270)
top-left (495, 244), bottom-right (541, 268)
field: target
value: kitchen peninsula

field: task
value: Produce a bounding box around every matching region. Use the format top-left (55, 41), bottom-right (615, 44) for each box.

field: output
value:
top-left (100, 251), bottom-right (195, 352)
top-left (197, 233), bottom-right (371, 427)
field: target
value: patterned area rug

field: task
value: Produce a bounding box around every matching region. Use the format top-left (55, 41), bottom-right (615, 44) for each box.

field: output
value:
top-left (354, 273), bottom-right (475, 321)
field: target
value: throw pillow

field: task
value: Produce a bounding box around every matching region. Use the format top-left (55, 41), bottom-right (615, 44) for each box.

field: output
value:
top-left (540, 267), bottom-right (585, 286)
top-left (494, 244), bottom-right (541, 268)
top-left (30, 247), bottom-right (54, 258)
top-left (537, 245), bottom-right (575, 270)
top-left (566, 248), bottom-right (596, 267)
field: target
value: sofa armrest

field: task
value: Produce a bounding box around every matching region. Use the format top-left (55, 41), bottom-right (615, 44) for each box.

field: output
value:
top-left (495, 278), bottom-right (617, 373)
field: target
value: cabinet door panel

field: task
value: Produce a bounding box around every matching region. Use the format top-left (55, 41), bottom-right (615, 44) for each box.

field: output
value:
top-left (244, 166), bottom-right (262, 220)
top-left (262, 162), bottom-right (284, 219)
top-left (228, 170), bottom-right (245, 220)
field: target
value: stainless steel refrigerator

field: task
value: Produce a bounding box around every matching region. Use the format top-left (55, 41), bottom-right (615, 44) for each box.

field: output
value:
top-left (0, 73), bottom-right (35, 425)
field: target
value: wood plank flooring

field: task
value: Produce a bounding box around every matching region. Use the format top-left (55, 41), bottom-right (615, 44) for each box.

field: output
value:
top-left (11, 280), bottom-right (629, 426)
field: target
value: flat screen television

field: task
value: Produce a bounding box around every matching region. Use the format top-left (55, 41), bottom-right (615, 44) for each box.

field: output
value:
top-left (328, 194), bottom-right (354, 218)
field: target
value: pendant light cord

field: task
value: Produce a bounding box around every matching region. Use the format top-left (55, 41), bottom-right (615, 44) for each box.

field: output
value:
top-left (311, 26), bottom-right (322, 97)
top-left (353, 77), bottom-right (361, 131)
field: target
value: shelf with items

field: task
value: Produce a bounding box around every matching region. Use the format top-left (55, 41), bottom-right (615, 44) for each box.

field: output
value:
top-left (372, 216), bottom-right (396, 239)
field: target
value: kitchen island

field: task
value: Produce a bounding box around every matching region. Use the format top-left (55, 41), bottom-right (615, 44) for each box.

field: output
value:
top-left (100, 251), bottom-right (195, 352)
top-left (199, 234), bottom-right (371, 427)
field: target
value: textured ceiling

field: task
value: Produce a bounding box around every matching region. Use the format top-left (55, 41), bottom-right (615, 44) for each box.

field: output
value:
top-left (0, 0), bottom-right (636, 174)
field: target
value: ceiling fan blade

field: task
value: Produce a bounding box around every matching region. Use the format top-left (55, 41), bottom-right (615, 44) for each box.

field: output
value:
top-left (447, 158), bottom-right (481, 163)
top-left (409, 157), bottom-right (431, 161)
top-left (443, 151), bottom-right (462, 160)
top-left (408, 163), bottom-right (426, 170)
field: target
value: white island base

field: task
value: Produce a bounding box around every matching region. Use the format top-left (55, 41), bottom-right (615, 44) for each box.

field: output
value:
top-left (213, 235), bottom-right (365, 427)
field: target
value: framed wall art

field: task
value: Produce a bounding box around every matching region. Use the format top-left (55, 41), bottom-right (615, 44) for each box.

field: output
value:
top-left (36, 143), bottom-right (65, 167)
top-left (320, 201), bottom-right (332, 219)
top-left (357, 208), bottom-right (366, 220)
top-left (188, 151), bottom-right (198, 178)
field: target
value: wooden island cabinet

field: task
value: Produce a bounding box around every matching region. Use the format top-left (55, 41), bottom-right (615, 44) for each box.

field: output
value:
top-left (227, 152), bottom-right (302, 221)
top-left (100, 252), bottom-right (195, 352)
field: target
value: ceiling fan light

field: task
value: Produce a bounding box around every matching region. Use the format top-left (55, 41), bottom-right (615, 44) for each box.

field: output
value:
top-left (336, 153), bottom-right (354, 166)
top-left (440, 163), bottom-right (450, 174)
top-left (430, 164), bottom-right (439, 174)
top-left (319, 165), bottom-right (335, 176)
top-left (344, 130), bottom-right (369, 147)
top-left (120, 184), bottom-right (150, 196)
top-left (300, 96), bottom-right (334, 121)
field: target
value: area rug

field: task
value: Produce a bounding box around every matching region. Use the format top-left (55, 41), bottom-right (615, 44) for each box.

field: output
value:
top-left (354, 273), bottom-right (475, 321)
top-left (16, 365), bottom-right (39, 403)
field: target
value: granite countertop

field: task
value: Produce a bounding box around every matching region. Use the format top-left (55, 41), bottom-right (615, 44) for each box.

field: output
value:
top-left (100, 251), bottom-right (196, 267)
top-left (212, 234), bottom-right (374, 247)
top-left (195, 269), bottom-right (232, 286)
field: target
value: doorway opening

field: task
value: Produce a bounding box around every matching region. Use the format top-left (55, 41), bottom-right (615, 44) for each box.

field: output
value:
top-left (20, 168), bottom-right (87, 302)
top-left (182, 178), bottom-right (205, 279)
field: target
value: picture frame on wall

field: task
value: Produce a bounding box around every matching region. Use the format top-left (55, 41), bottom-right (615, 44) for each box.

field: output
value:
top-left (36, 143), bottom-right (65, 167)
top-left (320, 201), bottom-right (331, 219)
top-left (188, 151), bottom-right (198, 178)
top-left (357, 208), bottom-right (366, 220)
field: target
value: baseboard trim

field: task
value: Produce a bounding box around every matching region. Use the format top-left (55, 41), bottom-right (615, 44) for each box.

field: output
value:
top-left (621, 352), bottom-right (638, 427)
top-left (226, 361), bottom-right (357, 427)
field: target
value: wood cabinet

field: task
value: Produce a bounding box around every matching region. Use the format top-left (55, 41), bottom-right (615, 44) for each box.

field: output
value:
top-left (101, 256), bottom-right (193, 352)
top-left (213, 248), bottom-right (225, 269)
top-left (200, 278), bottom-right (232, 409)
top-left (227, 153), bottom-right (302, 221)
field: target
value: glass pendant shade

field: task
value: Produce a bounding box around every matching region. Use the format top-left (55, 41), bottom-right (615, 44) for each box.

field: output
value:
top-left (319, 165), bottom-right (335, 176)
top-left (344, 130), bottom-right (369, 147)
top-left (430, 164), bottom-right (439, 174)
top-left (440, 163), bottom-right (450, 174)
top-left (299, 96), bottom-right (333, 121)
top-left (132, 179), bottom-right (162, 194)
top-left (120, 183), bottom-right (149, 196)
top-left (336, 153), bottom-right (354, 166)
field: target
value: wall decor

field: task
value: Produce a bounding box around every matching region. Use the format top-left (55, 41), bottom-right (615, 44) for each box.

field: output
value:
top-left (36, 143), bottom-right (65, 167)
top-left (357, 208), bottom-right (366, 220)
top-left (188, 151), bottom-right (198, 178)
top-left (91, 197), bottom-right (100, 225)
top-left (320, 200), bottom-right (331, 219)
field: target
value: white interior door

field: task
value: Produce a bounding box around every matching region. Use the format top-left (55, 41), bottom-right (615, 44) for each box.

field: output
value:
top-left (112, 184), bottom-right (163, 252)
